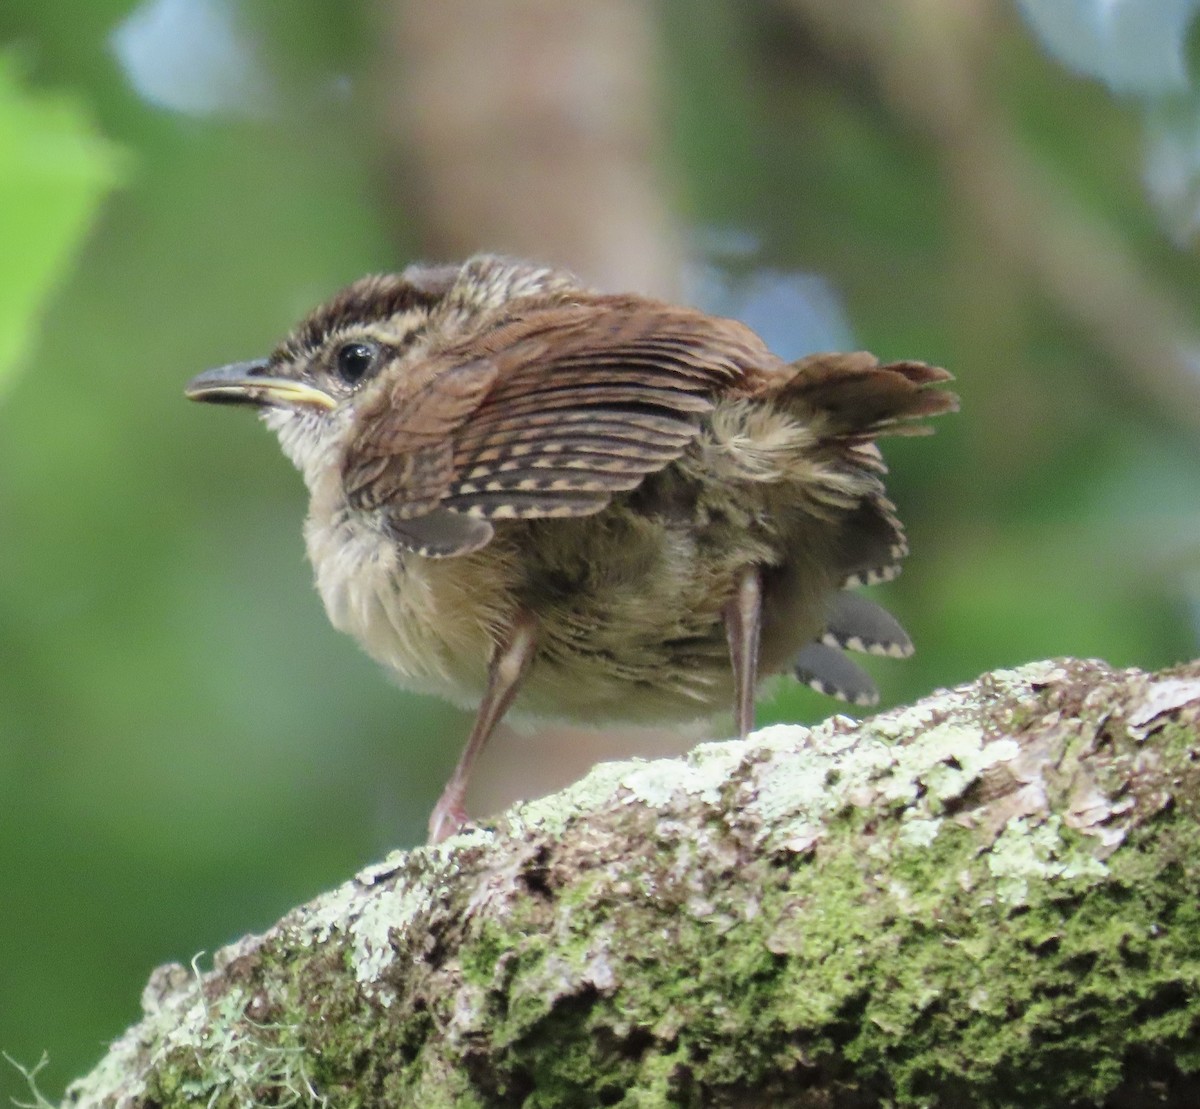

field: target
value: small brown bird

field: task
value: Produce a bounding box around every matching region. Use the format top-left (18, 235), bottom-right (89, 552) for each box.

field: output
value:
top-left (186, 255), bottom-right (955, 842)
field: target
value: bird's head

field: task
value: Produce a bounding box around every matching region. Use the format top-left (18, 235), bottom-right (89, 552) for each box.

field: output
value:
top-left (185, 255), bottom-right (583, 489)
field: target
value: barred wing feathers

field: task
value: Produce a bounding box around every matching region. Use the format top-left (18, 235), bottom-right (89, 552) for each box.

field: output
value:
top-left (342, 296), bottom-right (777, 554)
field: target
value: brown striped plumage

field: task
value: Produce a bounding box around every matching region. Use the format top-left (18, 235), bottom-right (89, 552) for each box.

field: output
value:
top-left (186, 255), bottom-right (956, 842)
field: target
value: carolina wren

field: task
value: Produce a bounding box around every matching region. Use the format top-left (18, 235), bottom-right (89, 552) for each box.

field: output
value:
top-left (186, 255), bottom-right (955, 842)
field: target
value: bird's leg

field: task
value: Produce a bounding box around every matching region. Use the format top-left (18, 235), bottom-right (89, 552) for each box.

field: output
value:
top-left (427, 612), bottom-right (538, 844)
top-left (723, 566), bottom-right (763, 739)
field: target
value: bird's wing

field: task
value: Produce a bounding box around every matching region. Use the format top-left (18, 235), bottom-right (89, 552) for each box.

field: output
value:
top-left (341, 295), bottom-right (776, 556)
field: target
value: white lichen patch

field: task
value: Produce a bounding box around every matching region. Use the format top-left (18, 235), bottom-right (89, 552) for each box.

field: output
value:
top-left (985, 660), bottom-right (1072, 692)
top-left (746, 716), bottom-right (1021, 854)
top-left (685, 735), bottom-right (763, 795)
top-left (514, 735), bottom-right (761, 834)
top-left (290, 848), bottom-right (478, 1000)
top-left (515, 710), bottom-right (1021, 853)
top-left (519, 709), bottom-right (1020, 864)
top-left (618, 739), bottom-right (753, 808)
top-left (513, 758), bottom-right (647, 836)
top-left (866, 687), bottom-right (963, 739)
top-left (898, 815), bottom-right (944, 849)
top-left (879, 725), bottom-right (1015, 807)
top-left (986, 815), bottom-right (1108, 905)
top-left (746, 725), bottom-right (872, 831)
top-left (340, 884), bottom-right (428, 995)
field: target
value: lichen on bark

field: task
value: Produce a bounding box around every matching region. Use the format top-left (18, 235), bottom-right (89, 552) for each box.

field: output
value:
top-left (62, 659), bottom-right (1200, 1108)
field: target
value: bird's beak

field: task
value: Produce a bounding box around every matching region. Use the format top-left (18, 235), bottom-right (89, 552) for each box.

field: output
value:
top-left (184, 360), bottom-right (337, 411)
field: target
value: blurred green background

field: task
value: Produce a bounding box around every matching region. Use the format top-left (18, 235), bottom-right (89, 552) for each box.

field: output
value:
top-left (2, 0), bottom-right (1199, 1100)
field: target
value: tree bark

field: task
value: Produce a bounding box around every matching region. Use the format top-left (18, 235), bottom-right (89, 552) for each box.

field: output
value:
top-left (62, 658), bottom-right (1200, 1107)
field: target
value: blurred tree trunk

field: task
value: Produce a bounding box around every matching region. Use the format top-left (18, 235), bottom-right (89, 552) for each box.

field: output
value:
top-left (375, 0), bottom-right (682, 296)
top-left (62, 658), bottom-right (1200, 1107)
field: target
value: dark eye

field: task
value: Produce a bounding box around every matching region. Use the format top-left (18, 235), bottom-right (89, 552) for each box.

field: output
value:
top-left (335, 341), bottom-right (378, 386)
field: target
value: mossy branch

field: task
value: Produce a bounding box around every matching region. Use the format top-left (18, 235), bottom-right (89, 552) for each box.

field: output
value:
top-left (63, 659), bottom-right (1200, 1108)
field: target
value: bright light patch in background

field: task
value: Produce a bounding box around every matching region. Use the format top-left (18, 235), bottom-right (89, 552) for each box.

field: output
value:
top-left (1017, 0), bottom-right (1200, 247)
top-left (688, 235), bottom-right (855, 360)
top-left (110, 0), bottom-right (274, 117)
top-left (1143, 109), bottom-right (1200, 246)
top-left (1016, 0), bottom-right (1198, 96)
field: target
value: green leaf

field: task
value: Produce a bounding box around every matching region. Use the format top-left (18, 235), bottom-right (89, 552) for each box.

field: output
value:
top-left (0, 57), bottom-right (123, 394)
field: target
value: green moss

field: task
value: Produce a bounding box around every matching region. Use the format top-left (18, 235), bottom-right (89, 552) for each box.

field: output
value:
top-left (460, 923), bottom-right (509, 988)
top-left (455, 803), bottom-right (1195, 1105)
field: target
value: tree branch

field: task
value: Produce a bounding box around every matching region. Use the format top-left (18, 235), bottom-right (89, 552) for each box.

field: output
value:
top-left (64, 658), bottom-right (1200, 1107)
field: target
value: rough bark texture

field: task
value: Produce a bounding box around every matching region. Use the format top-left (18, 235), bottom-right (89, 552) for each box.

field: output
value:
top-left (63, 659), bottom-right (1200, 1108)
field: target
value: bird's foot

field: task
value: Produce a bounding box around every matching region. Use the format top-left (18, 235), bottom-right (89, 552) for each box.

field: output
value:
top-left (427, 796), bottom-right (471, 844)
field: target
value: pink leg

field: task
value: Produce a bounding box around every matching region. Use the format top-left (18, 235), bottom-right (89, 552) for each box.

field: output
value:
top-left (723, 567), bottom-right (763, 739)
top-left (427, 614), bottom-right (538, 844)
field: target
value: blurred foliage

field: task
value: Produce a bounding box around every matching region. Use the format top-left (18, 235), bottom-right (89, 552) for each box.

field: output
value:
top-left (1, 0), bottom-right (1199, 1101)
top-left (0, 58), bottom-right (121, 391)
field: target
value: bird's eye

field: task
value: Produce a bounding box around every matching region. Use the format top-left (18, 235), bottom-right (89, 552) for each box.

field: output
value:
top-left (335, 341), bottom-right (378, 386)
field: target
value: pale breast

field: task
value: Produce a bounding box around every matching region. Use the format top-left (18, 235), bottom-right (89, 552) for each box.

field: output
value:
top-left (301, 504), bottom-right (736, 725)
top-left (303, 507), bottom-right (504, 709)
